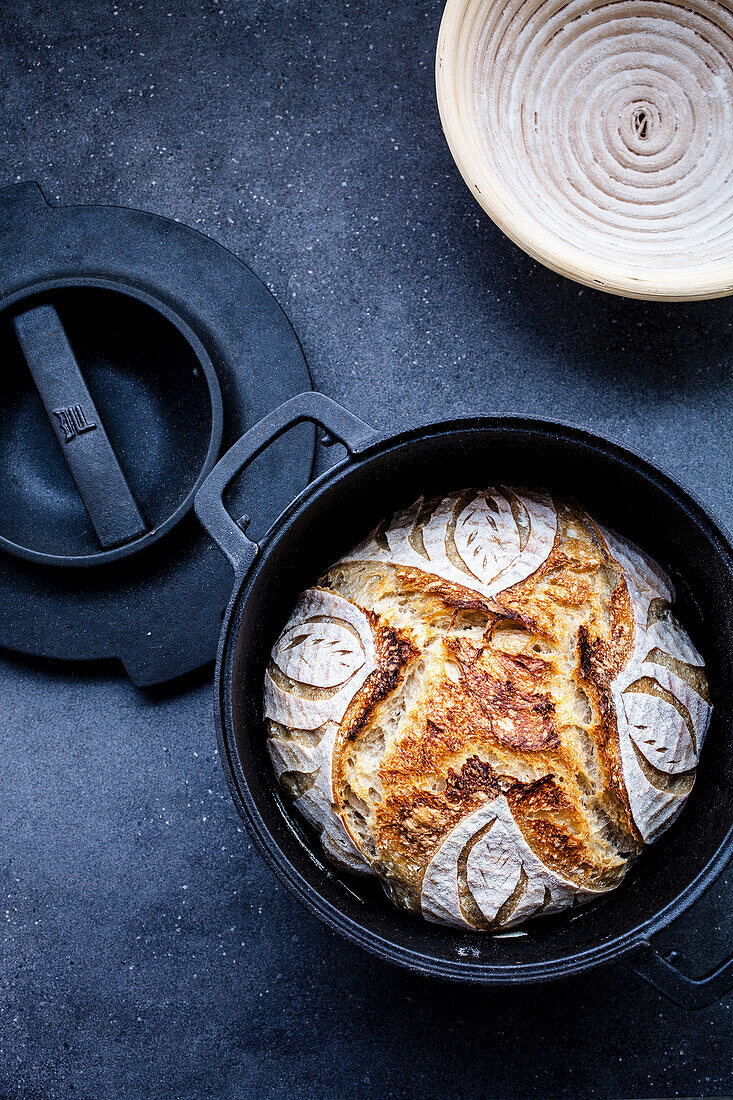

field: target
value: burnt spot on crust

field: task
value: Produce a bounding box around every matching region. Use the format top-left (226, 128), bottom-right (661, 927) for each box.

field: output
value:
top-left (444, 754), bottom-right (501, 804)
top-left (577, 625), bottom-right (615, 687)
top-left (445, 636), bottom-right (559, 752)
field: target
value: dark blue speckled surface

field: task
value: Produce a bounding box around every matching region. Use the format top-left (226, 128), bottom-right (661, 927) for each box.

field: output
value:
top-left (0, 2), bottom-right (731, 1097)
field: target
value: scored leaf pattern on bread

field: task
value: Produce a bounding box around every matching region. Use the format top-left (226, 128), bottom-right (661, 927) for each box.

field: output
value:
top-left (265, 589), bottom-right (375, 871)
top-left (420, 795), bottom-right (598, 929)
top-left (343, 488), bottom-right (557, 602)
top-left (600, 528), bottom-right (711, 842)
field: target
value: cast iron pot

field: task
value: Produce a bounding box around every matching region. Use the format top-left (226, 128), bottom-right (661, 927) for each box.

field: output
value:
top-left (195, 392), bottom-right (733, 1007)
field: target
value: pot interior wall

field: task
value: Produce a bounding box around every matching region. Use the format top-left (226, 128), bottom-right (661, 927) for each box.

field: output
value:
top-left (228, 425), bottom-right (733, 975)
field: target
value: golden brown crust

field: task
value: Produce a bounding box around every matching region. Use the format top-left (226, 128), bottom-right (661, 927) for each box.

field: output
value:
top-left (332, 501), bottom-right (641, 905)
top-left (497, 507), bottom-right (639, 842)
top-left (444, 636), bottom-right (558, 752)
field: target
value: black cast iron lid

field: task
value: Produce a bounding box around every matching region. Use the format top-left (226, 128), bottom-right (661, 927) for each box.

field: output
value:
top-left (0, 182), bottom-right (314, 685)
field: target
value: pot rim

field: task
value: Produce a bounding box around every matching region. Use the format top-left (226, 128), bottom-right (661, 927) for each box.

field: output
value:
top-left (214, 412), bottom-right (733, 982)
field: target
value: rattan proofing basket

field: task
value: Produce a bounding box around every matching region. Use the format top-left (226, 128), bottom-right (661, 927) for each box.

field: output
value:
top-left (436, 0), bottom-right (733, 300)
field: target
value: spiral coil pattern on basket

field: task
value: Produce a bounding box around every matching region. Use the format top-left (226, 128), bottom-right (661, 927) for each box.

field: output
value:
top-left (437, 0), bottom-right (733, 297)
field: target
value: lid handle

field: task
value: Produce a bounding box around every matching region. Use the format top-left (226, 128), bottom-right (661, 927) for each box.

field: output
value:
top-left (13, 303), bottom-right (147, 550)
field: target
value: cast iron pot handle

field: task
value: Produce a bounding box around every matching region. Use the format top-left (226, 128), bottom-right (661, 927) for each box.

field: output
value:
top-left (194, 392), bottom-right (375, 576)
top-left (624, 941), bottom-right (733, 1009)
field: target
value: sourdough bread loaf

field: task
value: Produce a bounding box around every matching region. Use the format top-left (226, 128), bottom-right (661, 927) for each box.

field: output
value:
top-left (265, 489), bottom-right (710, 929)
